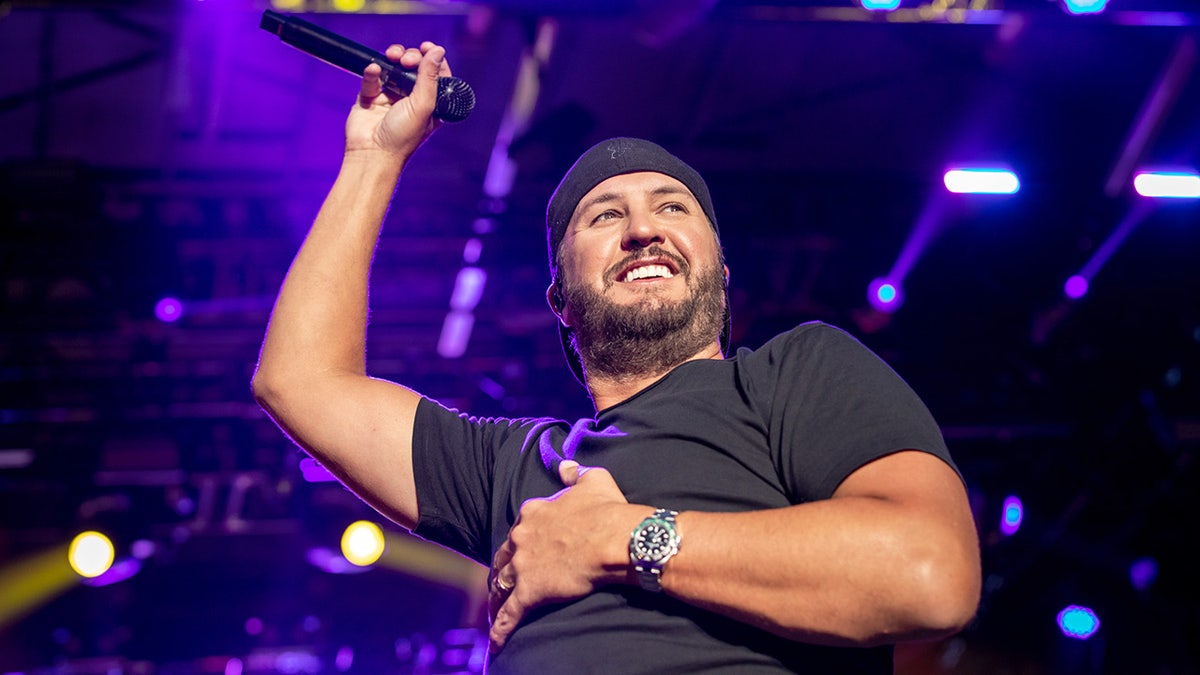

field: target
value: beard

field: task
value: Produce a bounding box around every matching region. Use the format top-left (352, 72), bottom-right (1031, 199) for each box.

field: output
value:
top-left (562, 248), bottom-right (727, 382)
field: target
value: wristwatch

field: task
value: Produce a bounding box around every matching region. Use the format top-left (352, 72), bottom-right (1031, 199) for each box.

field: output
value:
top-left (629, 508), bottom-right (681, 592)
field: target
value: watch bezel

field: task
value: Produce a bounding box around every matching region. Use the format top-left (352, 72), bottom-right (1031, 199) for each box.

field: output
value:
top-left (631, 518), bottom-right (680, 563)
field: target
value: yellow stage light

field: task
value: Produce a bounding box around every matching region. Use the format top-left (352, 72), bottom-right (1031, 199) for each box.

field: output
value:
top-left (341, 521), bottom-right (385, 566)
top-left (68, 531), bottom-right (115, 578)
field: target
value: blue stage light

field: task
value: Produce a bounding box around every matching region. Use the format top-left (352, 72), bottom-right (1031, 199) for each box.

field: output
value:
top-left (867, 278), bottom-right (904, 313)
top-left (1057, 605), bottom-right (1101, 639)
top-left (1062, 0), bottom-right (1107, 15)
top-left (861, 0), bottom-right (901, 10)
top-left (1000, 495), bottom-right (1023, 536)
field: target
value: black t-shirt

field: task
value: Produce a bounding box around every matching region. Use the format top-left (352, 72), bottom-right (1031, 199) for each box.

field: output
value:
top-left (412, 322), bottom-right (957, 673)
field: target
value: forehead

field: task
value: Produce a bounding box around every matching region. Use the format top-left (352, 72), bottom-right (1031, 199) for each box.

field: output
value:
top-left (571, 172), bottom-right (697, 218)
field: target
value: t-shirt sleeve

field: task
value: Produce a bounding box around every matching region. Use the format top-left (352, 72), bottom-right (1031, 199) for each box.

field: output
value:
top-left (411, 397), bottom-right (494, 564)
top-left (746, 322), bottom-right (957, 502)
top-left (412, 398), bottom-right (571, 566)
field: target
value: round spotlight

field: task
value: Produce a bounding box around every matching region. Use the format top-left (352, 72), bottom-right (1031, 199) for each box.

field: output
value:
top-left (68, 531), bottom-right (115, 578)
top-left (154, 297), bottom-right (183, 323)
top-left (1057, 605), bottom-right (1101, 639)
top-left (1064, 275), bottom-right (1089, 300)
top-left (1129, 557), bottom-right (1158, 590)
top-left (868, 278), bottom-right (904, 313)
top-left (1000, 495), bottom-right (1023, 536)
top-left (341, 521), bottom-right (385, 567)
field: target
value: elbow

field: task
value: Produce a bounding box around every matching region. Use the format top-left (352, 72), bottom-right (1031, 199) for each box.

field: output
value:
top-left (251, 365), bottom-right (285, 414)
top-left (905, 544), bottom-right (982, 639)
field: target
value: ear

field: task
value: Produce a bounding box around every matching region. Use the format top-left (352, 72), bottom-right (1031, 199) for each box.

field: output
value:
top-left (546, 282), bottom-right (570, 327)
top-left (723, 264), bottom-right (730, 286)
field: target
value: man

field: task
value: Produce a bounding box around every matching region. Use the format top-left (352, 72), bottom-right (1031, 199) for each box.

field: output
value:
top-left (253, 41), bottom-right (981, 673)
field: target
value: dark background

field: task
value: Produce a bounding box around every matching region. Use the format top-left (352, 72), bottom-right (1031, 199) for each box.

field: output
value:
top-left (2, 0), bottom-right (1198, 673)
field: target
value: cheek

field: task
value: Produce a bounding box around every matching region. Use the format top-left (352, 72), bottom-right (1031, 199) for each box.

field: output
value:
top-left (676, 231), bottom-right (720, 269)
top-left (561, 238), bottom-right (613, 282)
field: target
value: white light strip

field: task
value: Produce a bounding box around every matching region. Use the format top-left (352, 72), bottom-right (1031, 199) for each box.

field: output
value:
top-left (944, 168), bottom-right (1021, 195)
top-left (1133, 171), bottom-right (1200, 198)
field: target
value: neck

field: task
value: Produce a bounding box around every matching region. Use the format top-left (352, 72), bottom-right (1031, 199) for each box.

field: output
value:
top-left (586, 341), bottom-right (724, 412)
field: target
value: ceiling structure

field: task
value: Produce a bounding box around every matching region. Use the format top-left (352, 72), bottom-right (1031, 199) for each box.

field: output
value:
top-left (2, 0), bottom-right (1198, 672)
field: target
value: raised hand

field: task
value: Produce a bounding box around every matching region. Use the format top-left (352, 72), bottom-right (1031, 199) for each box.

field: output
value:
top-left (346, 41), bottom-right (451, 161)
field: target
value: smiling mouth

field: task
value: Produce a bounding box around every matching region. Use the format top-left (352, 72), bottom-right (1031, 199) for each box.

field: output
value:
top-left (610, 248), bottom-right (688, 286)
top-left (622, 264), bottom-right (675, 283)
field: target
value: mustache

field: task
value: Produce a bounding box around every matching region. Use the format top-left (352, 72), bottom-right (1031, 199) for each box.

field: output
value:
top-left (604, 246), bottom-right (690, 285)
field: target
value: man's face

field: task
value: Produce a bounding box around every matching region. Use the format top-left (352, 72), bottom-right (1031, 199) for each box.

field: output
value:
top-left (554, 171), bottom-right (726, 380)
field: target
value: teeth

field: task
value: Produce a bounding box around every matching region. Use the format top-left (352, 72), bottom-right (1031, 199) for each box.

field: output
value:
top-left (623, 264), bottom-right (674, 283)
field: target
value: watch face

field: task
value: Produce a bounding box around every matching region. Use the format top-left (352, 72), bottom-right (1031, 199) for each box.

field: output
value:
top-left (633, 521), bottom-right (677, 562)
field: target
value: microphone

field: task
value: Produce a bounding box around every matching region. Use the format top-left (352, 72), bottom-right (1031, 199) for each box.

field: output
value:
top-left (259, 10), bottom-right (476, 123)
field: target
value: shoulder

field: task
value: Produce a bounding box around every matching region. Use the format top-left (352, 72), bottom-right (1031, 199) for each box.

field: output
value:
top-left (737, 320), bottom-right (871, 365)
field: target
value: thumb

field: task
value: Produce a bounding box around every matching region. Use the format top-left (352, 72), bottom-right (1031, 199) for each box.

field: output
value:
top-left (408, 43), bottom-right (445, 116)
top-left (558, 460), bottom-right (581, 486)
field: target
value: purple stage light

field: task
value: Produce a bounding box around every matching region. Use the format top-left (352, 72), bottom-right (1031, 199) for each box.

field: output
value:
top-left (1000, 495), bottom-right (1023, 536)
top-left (1064, 275), bottom-right (1089, 299)
top-left (1057, 605), bottom-right (1100, 639)
top-left (463, 237), bottom-right (483, 264)
top-left (450, 267), bottom-right (487, 311)
top-left (438, 310), bottom-right (475, 358)
top-left (1129, 557), bottom-right (1158, 590)
top-left (867, 278), bottom-right (904, 313)
top-left (80, 558), bottom-right (141, 587)
top-left (300, 457), bottom-right (336, 483)
top-left (154, 297), bottom-right (183, 323)
top-left (306, 546), bottom-right (370, 575)
top-left (130, 539), bottom-right (157, 559)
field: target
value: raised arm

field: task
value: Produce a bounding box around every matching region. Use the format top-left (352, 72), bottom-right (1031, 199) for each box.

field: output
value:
top-left (251, 42), bottom-right (451, 530)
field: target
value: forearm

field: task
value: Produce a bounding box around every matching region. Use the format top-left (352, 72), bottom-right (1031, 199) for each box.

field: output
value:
top-left (661, 496), bottom-right (980, 646)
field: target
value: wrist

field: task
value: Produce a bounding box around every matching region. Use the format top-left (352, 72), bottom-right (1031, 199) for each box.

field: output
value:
top-left (598, 505), bottom-right (656, 587)
top-left (342, 146), bottom-right (410, 172)
top-left (629, 507), bottom-right (682, 593)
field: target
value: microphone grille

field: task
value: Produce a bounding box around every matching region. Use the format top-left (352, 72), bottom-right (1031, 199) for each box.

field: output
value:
top-left (436, 77), bottom-right (476, 123)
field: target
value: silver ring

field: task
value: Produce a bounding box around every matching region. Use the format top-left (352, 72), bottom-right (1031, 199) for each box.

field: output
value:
top-left (493, 575), bottom-right (514, 593)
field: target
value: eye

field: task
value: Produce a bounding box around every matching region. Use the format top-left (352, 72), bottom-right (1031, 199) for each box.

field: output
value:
top-left (660, 202), bottom-right (687, 214)
top-left (591, 209), bottom-right (621, 224)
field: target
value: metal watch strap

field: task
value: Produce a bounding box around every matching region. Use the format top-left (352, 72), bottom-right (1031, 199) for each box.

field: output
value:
top-left (631, 508), bottom-right (680, 593)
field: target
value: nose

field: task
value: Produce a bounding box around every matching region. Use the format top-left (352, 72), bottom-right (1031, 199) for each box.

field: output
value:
top-left (621, 210), bottom-right (664, 250)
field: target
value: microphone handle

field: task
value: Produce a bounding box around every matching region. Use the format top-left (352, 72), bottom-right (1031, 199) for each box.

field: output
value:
top-left (260, 10), bottom-right (475, 122)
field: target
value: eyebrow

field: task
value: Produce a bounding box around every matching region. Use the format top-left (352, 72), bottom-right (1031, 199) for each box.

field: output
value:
top-left (573, 184), bottom-right (693, 223)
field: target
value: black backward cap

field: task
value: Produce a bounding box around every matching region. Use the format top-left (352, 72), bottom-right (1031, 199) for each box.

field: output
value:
top-left (544, 137), bottom-right (729, 387)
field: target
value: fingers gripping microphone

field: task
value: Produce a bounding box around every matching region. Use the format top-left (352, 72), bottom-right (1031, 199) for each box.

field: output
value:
top-left (259, 10), bottom-right (476, 122)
